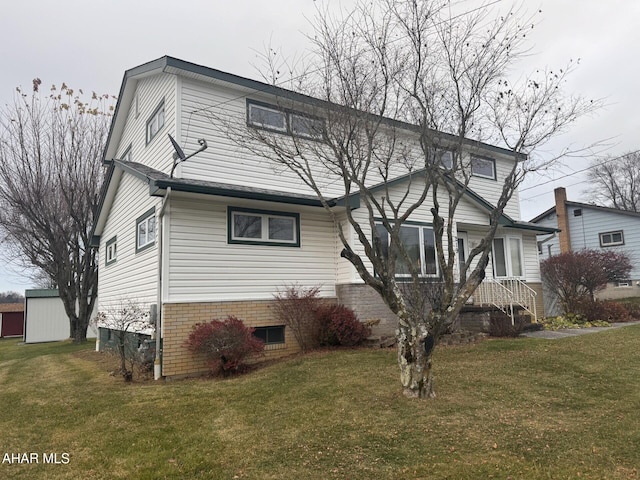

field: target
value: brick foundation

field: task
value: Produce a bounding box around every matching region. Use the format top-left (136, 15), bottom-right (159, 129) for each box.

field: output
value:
top-left (336, 283), bottom-right (399, 337)
top-left (162, 299), bottom-right (336, 378)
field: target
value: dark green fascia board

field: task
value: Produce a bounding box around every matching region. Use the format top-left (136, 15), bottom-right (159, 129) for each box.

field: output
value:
top-left (25, 289), bottom-right (60, 298)
top-left (148, 178), bottom-right (360, 209)
top-left (506, 221), bottom-right (559, 234)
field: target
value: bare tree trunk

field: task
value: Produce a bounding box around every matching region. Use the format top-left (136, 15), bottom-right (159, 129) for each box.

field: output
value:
top-left (397, 322), bottom-right (435, 398)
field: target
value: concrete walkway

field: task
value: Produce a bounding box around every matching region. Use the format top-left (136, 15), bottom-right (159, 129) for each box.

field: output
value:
top-left (521, 321), bottom-right (640, 339)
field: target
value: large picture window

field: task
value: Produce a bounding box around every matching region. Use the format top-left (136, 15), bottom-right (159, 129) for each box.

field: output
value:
top-left (228, 207), bottom-right (300, 247)
top-left (375, 222), bottom-right (437, 277)
top-left (492, 236), bottom-right (524, 278)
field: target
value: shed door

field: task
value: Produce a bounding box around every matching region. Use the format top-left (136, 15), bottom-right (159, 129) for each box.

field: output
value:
top-left (1, 312), bottom-right (24, 337)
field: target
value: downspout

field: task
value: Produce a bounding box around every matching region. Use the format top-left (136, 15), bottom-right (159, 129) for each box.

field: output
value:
top-left (154, 186), bottom-right (171, 380)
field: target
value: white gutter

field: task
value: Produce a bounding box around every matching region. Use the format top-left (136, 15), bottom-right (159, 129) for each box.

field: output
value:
top-left (154, 186), bottom-right (171, 380)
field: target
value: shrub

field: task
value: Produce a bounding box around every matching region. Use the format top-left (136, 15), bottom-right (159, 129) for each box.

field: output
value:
top-left (184, 316), bottom-right (264, 376)
top-left (541, 250), bottom-right (632, 314)
top-left (542, 313), bottom-right (610, 330)
top-left (314, 304), bottom-right (371, 347)
top-left (488, 315), bottom-right (525, 338)
top-left (576, 300), bottom-right (632, 323)
top-left (272, 285), bottom-right (323, 352)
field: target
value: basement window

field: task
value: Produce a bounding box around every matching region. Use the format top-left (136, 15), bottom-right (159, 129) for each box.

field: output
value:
top-left (253, 325), bottom-right (285, 347)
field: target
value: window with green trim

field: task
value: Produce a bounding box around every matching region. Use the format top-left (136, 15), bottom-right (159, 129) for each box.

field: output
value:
top-left (247, 100), bottom-right (324, 140)
top-left (136, 208), bottom-right (156, 252)
top-left (228, 207), bottom-right (299, 247)
top-left (146, 101), bottom-right (165, 144)
top-left (105, 236), bottom-right (117, 266)
top-left (471, 155), bottom-right (496, 180)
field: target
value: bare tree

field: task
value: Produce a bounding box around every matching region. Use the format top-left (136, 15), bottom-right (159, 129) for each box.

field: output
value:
top-left (95, 298), bottom-right (154, 381)
top-left (219, 0), bottom-right (598, 398)
top-left (0, 80), bottom-right (113, 342)
top-left (586, 151), bottom-right (640, 212)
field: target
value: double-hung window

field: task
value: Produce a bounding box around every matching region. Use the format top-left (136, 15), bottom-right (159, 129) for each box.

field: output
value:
top-left (375, 222), bottom-right (437, 277)
top-left (105, 236), bottom-right (117, 266)
top-left (229, 207), bottom-right (300, 247)
top-left (146, 101), bottom-right (165, 144)
top-left (136, 208), bottom-right (156, 252)
top-left (492, 236), bottom-right (524, 278)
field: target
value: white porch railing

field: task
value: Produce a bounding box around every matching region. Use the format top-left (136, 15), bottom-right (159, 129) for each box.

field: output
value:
top-left (473, 278), bottom-right (538, 324)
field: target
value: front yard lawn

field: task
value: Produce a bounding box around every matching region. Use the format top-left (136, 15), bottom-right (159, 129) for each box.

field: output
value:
top-left (1, 326), bottom-right (639, 479)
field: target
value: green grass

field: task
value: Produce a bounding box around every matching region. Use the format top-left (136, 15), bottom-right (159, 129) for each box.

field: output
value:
top-left (1, 328), bottom-right (640, 479)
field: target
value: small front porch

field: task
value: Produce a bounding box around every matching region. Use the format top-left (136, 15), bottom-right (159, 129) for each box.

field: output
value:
top-left (458, 277), bottom-right (543, 333)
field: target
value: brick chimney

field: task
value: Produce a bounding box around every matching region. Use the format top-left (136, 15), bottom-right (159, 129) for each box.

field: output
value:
top-left (554, 187), bottom-right (571, 253)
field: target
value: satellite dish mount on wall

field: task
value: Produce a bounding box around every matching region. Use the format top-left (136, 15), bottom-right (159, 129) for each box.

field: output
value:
top-left (168, 134), bottom-right (208, 178)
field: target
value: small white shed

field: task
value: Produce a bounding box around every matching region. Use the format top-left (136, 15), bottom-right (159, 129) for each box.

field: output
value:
top-left (24, 289), bottom-right (98, 343)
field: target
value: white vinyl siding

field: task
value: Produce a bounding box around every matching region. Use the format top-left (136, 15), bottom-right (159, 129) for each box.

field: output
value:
top-left (98, 174), bottom-right (159, 308)
top-left (166, 195), bottom-right (337, 302)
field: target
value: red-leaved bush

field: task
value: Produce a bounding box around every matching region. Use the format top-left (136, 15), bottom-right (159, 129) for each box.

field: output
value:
top-left (575, 299), bottom-right (633, 323)
top-left (184, 316), bottom-right (264, 376)
top-left (315, 304), bottom-right (371, 347)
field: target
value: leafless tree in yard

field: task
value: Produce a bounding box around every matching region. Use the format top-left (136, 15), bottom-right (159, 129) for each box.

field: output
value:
top-left (218, 0), bottom-right (600, 398)
top-left (586, 151), bottom-right (640, 212)
top-left (0, 80), bottom-right (114, 342)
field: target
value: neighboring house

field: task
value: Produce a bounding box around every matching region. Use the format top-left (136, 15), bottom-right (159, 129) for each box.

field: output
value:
top-left (0, 303), bottom-right (24, 338)
top-left (23, 289), bottom-right (98, 343)
top-left (91, 56), bottom-right (554, 379)
top-left (531, 187), bottom-right (640, 300)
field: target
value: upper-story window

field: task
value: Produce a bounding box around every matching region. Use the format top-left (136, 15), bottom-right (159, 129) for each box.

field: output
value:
top-left (146, 101), bottom-right (165, 144)
top-left (471, 156), bottom-right (496, 180)
top-left (374, 222), bottom-right (438, 278)
top-left (105, 236), bottom-right (117, 266)
top-left (247, 100), bottom-right (324, 140)
top-left (600, 230), bottom-right (624, 247)
top-left (228, 207), bottom-right (300, 247)
top-left (136, 208), bottom-right (156, 253)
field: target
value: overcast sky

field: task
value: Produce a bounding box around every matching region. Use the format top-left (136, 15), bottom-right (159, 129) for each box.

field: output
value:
top-left (0, 0), bottom-right (638, 293)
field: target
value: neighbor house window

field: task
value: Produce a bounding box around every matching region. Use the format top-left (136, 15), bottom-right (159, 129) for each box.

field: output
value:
top-left (599, 230), bottom-right (624, 247)
top-left (471, 156), bottom-right (496, 180)
top-left (492, 236), bottom-right (524, 278)
top-left (615, 280), bottom-right (632, 288)
top-left (375, 222), bottom-right (438, 278)
top-left (136, 208), bottom-right (156, 252)
top-left (247, 100), bottom-right (324, 140)
top-left (146, 101), bottom-right (165, 144)
top-left (105, 236), bottom-right (117, 266)
top-left (253, 325), bottom-right (285, 347)
top-left (228, 207), bottom-right (300, 247)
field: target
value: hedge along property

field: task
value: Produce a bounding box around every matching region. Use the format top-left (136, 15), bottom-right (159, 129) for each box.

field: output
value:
top-left (91, 56), bottom-right (555, 379)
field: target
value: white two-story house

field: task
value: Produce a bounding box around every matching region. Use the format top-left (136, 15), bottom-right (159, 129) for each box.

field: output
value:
top-left (91, 56), bottom-right (553, 379)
